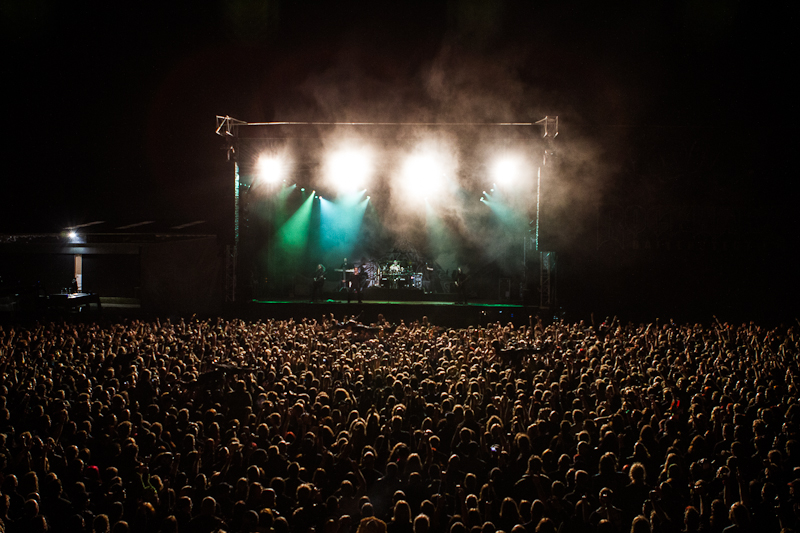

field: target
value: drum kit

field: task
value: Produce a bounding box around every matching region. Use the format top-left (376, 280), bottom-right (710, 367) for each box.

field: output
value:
top-left (335, 260), bottom-right (423, 289)
top-left (377, 260), bottom-right (423, 289)
top-left (335, 256), bottom-right (432, 291)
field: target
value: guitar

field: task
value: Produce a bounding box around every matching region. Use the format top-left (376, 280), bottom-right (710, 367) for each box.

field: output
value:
top-left (454, 273), bottom-right (471, 289)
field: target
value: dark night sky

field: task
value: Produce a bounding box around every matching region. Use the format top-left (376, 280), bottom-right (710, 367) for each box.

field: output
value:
top-left (2, 0), bottom-right (796, 316)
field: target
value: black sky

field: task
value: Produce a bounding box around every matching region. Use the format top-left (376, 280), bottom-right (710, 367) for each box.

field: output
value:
top-left (3, 0), bottom-right (794, 239)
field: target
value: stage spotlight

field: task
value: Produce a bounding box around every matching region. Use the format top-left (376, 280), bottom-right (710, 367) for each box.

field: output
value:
top-left (68, 230), bottom-right (78, 240)
top-left (324, 146), bottom-right (374, 194)
top-left (257, 154), bottom-right (288, 184)
top-left (490, 154), bottom-right (525, 186)
top-left (402, 152), bottom-right (446, 197)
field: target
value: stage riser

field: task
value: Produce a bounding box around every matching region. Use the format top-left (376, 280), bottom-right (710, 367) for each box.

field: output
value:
top-left (239, 301), bottom-right (535, 328)
top-left (358, 288), bottom-right (449, 302)
top-left (296, 285), bottom-right (459, 302)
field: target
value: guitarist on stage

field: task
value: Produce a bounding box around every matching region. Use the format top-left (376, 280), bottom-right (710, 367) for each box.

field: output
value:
top-left (311, 263), bottom-right (326, 302)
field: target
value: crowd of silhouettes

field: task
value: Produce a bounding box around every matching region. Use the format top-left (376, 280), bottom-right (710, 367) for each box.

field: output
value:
top-left (0, 313), bottom-right (798, 533)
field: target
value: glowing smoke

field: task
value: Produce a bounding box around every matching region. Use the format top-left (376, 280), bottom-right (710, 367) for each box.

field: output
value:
top-left (240, 40), bottom-right (619, 289)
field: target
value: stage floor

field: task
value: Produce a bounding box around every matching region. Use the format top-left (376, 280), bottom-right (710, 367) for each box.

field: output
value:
top-left (245, 295), bottom-right (539, 328)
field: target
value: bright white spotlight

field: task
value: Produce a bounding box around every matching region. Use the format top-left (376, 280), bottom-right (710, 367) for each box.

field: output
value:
top-left (402, 152), bottom-right (446, 197)
top-left (325, 146), bottom-right (373, 194)
top-left (68, 230), bottom-right (78, 240)
top-left (490, 154), bottom-right (525, 186)
top-left (257, 154), bottom-right (288, 184)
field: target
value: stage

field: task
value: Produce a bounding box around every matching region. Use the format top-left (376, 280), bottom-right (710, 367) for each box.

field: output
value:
top-left (243, 292), bottom-right (541, 328)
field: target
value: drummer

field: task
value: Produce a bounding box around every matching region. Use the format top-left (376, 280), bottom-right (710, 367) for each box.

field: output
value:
top-left (389, 260), bottom-right (401, 288)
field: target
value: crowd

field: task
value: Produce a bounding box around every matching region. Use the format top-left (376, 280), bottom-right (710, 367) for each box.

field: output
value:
top-left (0, 313), bottom-right (798, 533)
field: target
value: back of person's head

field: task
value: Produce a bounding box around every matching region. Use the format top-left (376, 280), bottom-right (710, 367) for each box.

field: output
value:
top-left (524, 500), bottom-right (541, 526)
top-left (535, 519), bottom-right (556, 533)
top-left (420, 500), bottom-right (435, 518)
top-left (296, 483), bottom-right (313, 503)
top-left (499, 498), bottom-right (519, 521)
top-left (29, 515), bottom-right (49, 533)
top-left (575, 470), bottom-right (589, 488)
top-left (551, 481), bottom-right (566, 499)
top-left (598, 452), bottom-right (617, 474)
top-left (271, 476), bottom-right (286, 494)
top-left (629, 462), bottom-right (646, 483)
top-left (467, 509), bottom-right (482, 528)
top-left (340, 479), bottom-right (355, 496)
top-left (275, 516), bottom-right (290, 533)
top-left (325, 518), bottom-right (340, 533)
top-left (630, 515), bottom-right (651, 533)
top-left (1, 474), bottom-right (17, 493)
top-left (23, 498), bottom-right (39, 518)
top-left (574, 500), bottom-right (590, 522)
top-left (684, 507), bottom-right (700, 532)
top-left (357, 516), bottom-right (387, 533)
top-left (201, 496), bottom-right (217, 516)
top-left (414, 514), bottom-right (431, 533)
top-left (728, 502), bottom-right (750, 527)
top-left (450, 522), bottom-right (467, 533)
top-left (243, 509), bottom-right (259, 529)
top-left (65, 514), bottom-right (86, 532)
top-left (526, 455), bottom-right (542, 475)
top-left (393, 500), bottom-right (411, 523)
top-left (511, 525), bottom-right (527, 533)
top-left (21, 470), bottom-right (39, 495)
top-left (597, 519), bottom-right (615, 533)
top-left (111, 520), bottom-right (129, 533)
top-left (93, 514), bottom-right (110, 533)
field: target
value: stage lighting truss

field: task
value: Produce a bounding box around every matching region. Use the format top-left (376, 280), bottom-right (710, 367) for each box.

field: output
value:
top-left (216, 116), bottom-right (247, 161)
top-left (216, 117), bottom-right (558, 302)
top-left (535, 116), bottom-right (558, 166)
top-left (535, 116), bottom-right (558, 138)
top-left (217, 118), bottom-right (558, 193)
top-left (215, 115), bottom-right (246, 137)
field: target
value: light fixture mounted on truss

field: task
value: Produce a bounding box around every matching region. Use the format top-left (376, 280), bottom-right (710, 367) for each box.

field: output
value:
top-left (535, 116), bottom-right (558, 165)
top-left (216, 115), bottom-right (247, 161)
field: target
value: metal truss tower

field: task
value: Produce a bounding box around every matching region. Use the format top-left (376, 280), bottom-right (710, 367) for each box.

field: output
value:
top-left (534, 116), bottom-right (558, 310)
top-left (216, 116), bottom-right (246, 302)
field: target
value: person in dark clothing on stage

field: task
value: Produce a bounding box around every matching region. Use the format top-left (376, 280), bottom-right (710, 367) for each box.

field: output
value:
top-left (348, 265), bottom-right (365, 304)
top-left (454, 267), bottom-right (468, 304)
top-left (311, 263), bottom-right (326, 302)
